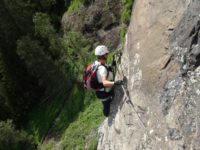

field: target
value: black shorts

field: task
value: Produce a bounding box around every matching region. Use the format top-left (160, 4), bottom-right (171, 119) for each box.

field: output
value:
top-left (96, 90), bottom-right (113, 100)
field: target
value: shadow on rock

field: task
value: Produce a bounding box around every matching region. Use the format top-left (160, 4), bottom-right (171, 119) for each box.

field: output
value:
top-left (107, 76), bottom-right (129, 126)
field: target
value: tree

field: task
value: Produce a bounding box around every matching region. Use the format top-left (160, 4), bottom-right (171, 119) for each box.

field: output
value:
top-left (0, 120), bottom-right (36, 150)
top-left (63, 31), bottom-right (93, 73)
top-left (0, 0), bottom-right (69, 122)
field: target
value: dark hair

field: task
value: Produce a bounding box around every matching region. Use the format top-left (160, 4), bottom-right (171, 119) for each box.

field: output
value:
top-left (97, 55), bottom-right (106, 60)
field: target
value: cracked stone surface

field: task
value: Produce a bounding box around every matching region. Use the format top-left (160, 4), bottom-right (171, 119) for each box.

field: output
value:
top-left (97, 0), bottom-right (200, 149)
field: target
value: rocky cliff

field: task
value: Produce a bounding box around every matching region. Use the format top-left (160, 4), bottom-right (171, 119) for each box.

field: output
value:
top-left (98, 0), bottom-right (200, 149)
top-left (62, 0), bottom-right (122, 50)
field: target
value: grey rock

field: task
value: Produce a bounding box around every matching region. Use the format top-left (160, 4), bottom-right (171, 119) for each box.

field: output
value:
top-left (98, 0), bottom-right (200, 149)
top-left (168, 128), bottom-right (182, 140)
top-left (62, 0), bottom-right (122, 50)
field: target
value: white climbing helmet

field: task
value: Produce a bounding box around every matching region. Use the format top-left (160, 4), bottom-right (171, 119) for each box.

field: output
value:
top-left (95, 45), bottom-right (109, 56)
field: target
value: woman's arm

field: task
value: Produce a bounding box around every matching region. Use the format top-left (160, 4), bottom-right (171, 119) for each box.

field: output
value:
top-left (101, 75), bottom-right (114, 87)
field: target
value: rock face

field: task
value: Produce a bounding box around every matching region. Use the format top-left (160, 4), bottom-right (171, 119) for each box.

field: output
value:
top-left (61, 0), bottom-right (122, 50)
top-left (98, 0), bottom-right (200, 149)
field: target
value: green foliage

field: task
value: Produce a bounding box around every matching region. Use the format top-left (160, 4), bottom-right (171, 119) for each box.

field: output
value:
top-left (121, 0), bottom-right (134, 44)
top-left (0, 120), bottom-right (36, 150)
top-left (0, 0), bottom-right (127, 149)
top-left (24, 83), bottom-right (94, 146)
top-left (66, 0), bottom-right (82, 14)
top-left (33, 13), bottom-right (55, 38)
top-left (17, 12), bottom-right (72, 97)
top-left (33, 12), bottom-right (73, 77)
top-left (20, 11), bottom-right (95, 147)
top-left (120, 25), bottom-right (128, 44)
top-left (53, 87), bottom-right (94, 134)
top-left (16, 34), bottom-right (73, 143)
top-left (37, 96), bottom-right (102, 150)
top-left (17, 36), bottom-right (55, 89)
top-left (0, 0), bottom-right (35, 36)
top-left (0, 53), bottom-right (13, 120)
top-left (0, 47), bottom-right (40, 122)
top-left (0, 0), bottom-right (40, 121)
top-left (122, 0), bottom-right (134, 25)
top-left (66, 0), bottom-right (94, 14)
top-left (38, 139), bottom-right (55, 150)
top-left (0, 0), bottom-right (69, 123)
top-left (1, 1), bottom-right (100, 150)
top-left (63, 31), bottom-right (93, 73)
top-left (17, 36), bottom-right (45, 75)
top-left (40, 0), bottom-right (56, 9)
top-left (61, 100), bottom-right (104, 150)
top-left (23, 86), bottom-right (70, 143)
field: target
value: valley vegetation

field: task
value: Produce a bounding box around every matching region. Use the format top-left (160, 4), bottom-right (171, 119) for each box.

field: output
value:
top-left (0, 0), bottom-right (133, 149)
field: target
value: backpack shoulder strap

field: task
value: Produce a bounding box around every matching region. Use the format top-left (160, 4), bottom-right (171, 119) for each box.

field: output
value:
top-left (97, 62), bottom-right (109, 78)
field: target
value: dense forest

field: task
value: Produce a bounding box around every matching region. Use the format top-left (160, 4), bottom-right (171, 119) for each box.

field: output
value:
top-left (0, 0), bottom-right (133, 149)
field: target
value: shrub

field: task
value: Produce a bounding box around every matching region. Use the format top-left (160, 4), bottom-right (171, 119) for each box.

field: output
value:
top-left (0, 120), bottom-right (36, 150)
top-left (122, 0), bottom-right (134, 25)
top-left (121, 0), bottom-right (134, 43)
